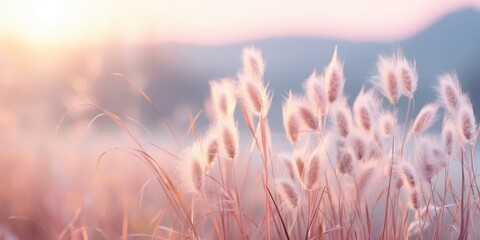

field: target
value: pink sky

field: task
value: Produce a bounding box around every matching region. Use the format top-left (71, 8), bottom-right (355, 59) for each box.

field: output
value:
top-left (0, 0), bottom-right (479, 47)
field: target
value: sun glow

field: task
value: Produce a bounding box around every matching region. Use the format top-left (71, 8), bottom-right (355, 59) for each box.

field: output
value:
top-left (0, 0), bottom-right (93, 49)
top-left (24, 0), bottom-right (70, 44)
top-left (0, 0), bottom-right (478, 48)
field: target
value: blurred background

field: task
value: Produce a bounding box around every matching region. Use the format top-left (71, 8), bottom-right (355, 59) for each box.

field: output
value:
top-left (0, 0), bottom-right (479, 238)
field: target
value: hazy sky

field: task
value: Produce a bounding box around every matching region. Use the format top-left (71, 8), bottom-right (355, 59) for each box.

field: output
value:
top-left (1, 0), bottom-right (479, 47)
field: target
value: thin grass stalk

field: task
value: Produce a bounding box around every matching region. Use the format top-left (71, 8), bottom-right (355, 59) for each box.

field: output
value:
top-left (286, 215), bottom-right (297, 239)
top-left (348, 193), bottom-right (362, 238)
top-left (426, 182), bottom-right (439, 238)
top-left (459, 148), bottom-right (467, 240)
top-left (417, 172), bottom-right (433, 240)
top-left (402, 207), bottom-right (410, 238)
top-left (435, 168), bottom-right (449, 239)
top-left (464, 144), bottom-right (474, 239)
top-left (231, 160), bottom-right (248, 239)
top-left (468, 137), bottom-right (480, 206)
top-left (195, 192), bottom-right (221, 239)
top-left (240, 101), bottom-right (274, 238)
top-left (190, 196), bottom-right (195, 238)
top-left (305, 186), bottom-right (326, 240)
top-left (139, 151), bottom-right (199, 238)
top-left (346, 208), bottom-right (356, 239)
top-left (388, 193), bottom-right (397, 237)
top-left (400, 97), bottom-right (412, 157)
top-left (392, 189), bottom-right (403, 239)
top-left (391, 189), bottom-right (398, 238)
top-left (382, 107), bottom-right (396, 239)
top-left (311, 187), bottom-right (323, 235)
top-left (365, 204), bottom-right (373, 239)
top-left (217, 159), bottom-right (228, 239)
top-left (258, 114), bottom-right (273, 239)
top-left (464, 192), bottom-right (472, 239)
top-left (433, 176), bottom-right (446, 239)
top-left (305, 190), bottom-right (316, 240)
top-left (331, 156), bottom-right (348, 239)
top-left (314, 102), bottom-right (321, 147)
top-left (185, 111), bottom-right (203, 145)
top-left (312, 189), bottom-right (325, 235)
top-left (324, 177), bottom-right (338, 238)
top-left (431, 177), bottom-right (443, 236)
top-left (267, 187), bottom-right (291, 240)
top-left (298, 196), bottom-right (306, 239)
top-left (122, 196), bottom-right (129, 239)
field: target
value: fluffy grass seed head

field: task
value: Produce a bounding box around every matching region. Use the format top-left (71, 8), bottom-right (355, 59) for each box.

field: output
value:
top-left (442, 118), bottom-right (458, 157)
top-left (302, 145), bottom-right (326, 190)
top-left (241, 46), bottom-right (265, 82)
top-left (408, 189), bottom-right (420, 210)
top-left (305, 70), bottom-right (328, 116)
top-left (416, 136), bottom-right (448, 182)
top-left (283, 92), bottom-right (318, 144)
top-left (411, 102), bottom-right (439, 134)
top-left (378, 111), bottom-right (396, 137)
top-left (457, 95), bottom-right (477, 145)
top-left (203, 125), bottom-right (220, 167)
top-left (437, 73), bottom-right (462, 114)
top-left (238, 78), bottom-right (271, 116)
top-left (353, 88), bottom-right (380, 133)
top-left (325, 46), bottom-right (345, 103)
top-left (206, 78), bottom-right (237, 122)
top-left (336, 151), bottom-right (354, 176)
top-left (279, 153), bottom-right (296, 180)
top-left (181, 141), bottom-right (207, 194)
top-left (331, 97), bottom-right (353, 138)
top-left (303, 154), bottom-right (321, 190)
top-left (221, 120), bottom-right (239, 160)
top-left (238, 47), bottom-right (271, 117)
top-left (391, 163), bottom-right (404, 189)
top-left (292, 144), bottom-right (309, 181)
top-left (295, 158), bottom-right (305, 181)
top-left (354, 161), bottom-right (377, 200)
top-left (376, 55), bottom-right (400, 104)
top-left (297, 98), bottom-right (318, 131)
top-left (275, 178), bottom-right (300, 209)
top-left (283, 92), bottom-right (301, 144)
top-left (396, 162), bottom-right (420, 209)
top-left (396, 52), bottom-right (418, 98)
top-left (347, 130), bottom-right (369, 162)
top-left (400, 162), bottom-right (417, 190)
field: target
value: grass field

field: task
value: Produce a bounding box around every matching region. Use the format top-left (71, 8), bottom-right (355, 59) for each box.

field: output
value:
top-left (1, 46), bottom-right (479, 239)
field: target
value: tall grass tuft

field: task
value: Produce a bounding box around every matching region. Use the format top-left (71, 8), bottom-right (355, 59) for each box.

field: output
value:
top-left (67, 46), bottom-right (479, 239)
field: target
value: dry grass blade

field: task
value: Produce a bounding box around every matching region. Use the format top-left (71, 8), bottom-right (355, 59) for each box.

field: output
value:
top-left (267, 187), bottom-right (291, 240)
top-left (110, 73), bottom-right (180, 144)
top-left (180, 110), bottom-right (204, 147)
top-left (57, 206), bottom-right (83, 240)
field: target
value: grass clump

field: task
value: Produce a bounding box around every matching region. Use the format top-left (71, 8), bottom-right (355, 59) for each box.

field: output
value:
top-left (49, 46), bottom-right (479, 239)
